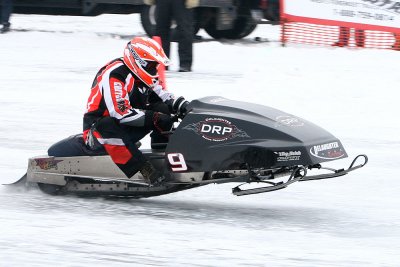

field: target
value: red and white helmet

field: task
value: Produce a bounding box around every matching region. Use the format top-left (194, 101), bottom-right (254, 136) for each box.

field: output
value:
top-left (123, 36), bottom-right (170, 87)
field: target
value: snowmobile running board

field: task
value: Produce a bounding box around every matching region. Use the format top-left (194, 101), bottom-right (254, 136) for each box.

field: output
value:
top-left (30, 171), bottom-right (150, 186)
top-left (232, 154), bottom-right (368, 196)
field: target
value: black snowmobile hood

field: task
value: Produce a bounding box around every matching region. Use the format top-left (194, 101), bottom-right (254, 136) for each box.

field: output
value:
top-left (166, 97), bottom-right (348, 171)
top-left (186, 96), bottom-right (334, 144)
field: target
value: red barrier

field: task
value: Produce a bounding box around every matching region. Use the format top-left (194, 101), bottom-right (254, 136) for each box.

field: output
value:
top-left (280, 0), bottom-right (400, 50)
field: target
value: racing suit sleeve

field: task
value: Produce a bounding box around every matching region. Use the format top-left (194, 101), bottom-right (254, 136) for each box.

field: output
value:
top-left (151, 80), bottom-right (188, 115)
top-left (103, 75), bottom-right (146, 127)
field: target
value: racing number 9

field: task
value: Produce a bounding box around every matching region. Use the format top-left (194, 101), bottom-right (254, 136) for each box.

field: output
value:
top-left (167, 153), bottom-right (188, 172)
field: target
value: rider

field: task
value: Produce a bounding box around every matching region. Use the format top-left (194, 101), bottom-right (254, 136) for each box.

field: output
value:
top-left (83, 36), bottom-right (189, 185)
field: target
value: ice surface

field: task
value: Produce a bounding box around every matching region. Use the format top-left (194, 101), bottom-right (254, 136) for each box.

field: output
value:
top-left (0, 14), bottom-right (399, 266)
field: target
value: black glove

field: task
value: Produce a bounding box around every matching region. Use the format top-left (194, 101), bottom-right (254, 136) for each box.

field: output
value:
top-left (144, 111), bottom-right (174, 132)
top-left (149, 101), bottom-right (171, 115)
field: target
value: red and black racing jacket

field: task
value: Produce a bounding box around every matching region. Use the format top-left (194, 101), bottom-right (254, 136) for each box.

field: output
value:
top-left (83, 58), bottom-right (176, 141)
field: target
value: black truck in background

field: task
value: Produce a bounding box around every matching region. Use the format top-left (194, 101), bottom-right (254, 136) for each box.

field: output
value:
top-left (1, 0), bottom-right (280, 39)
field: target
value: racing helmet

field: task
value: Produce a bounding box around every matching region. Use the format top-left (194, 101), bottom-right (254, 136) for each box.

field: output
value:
top-left (123, 36), bottom-right (170, 87)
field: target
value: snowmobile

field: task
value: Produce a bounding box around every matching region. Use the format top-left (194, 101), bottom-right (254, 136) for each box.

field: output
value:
top-left (8, 96), bottom-right (367, 198)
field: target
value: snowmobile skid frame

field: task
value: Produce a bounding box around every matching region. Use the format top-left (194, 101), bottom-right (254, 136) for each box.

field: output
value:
top-left (9, 154), bottom-right (367, 198)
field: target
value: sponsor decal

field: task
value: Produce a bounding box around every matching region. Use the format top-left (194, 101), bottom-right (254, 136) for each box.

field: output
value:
top-left (114, 81), bottom-right (127, 113)
top-left (138, 86), bottom-right (148, 94)
top-left (34, 158), bottom-right (63, 170)
top-left (128, 44), bottom-right (148, 67)
top-left (117, 100), bottom-right (127, 112)
top-left (274, 151), bottom-right (302, 162)
top-left (310, 142), bottom-right (346, 160)
top-left (275, 115), bottom-right (304, 127)
top-left (114, 82), bottom-right (122, 92)
top-left (209, 97), bottom-right (227, 103)
top-left (183, 118), bottom-right (249, 142)
top-left (114, 82), bottom-right (123, 100)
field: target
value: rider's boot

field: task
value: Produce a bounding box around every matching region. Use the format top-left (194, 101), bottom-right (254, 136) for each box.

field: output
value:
top-left (139, 161), bottom-right (166, 186)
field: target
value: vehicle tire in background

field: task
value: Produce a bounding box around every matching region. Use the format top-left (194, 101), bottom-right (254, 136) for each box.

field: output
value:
top-left (204, 8), bottom-right (257, 39)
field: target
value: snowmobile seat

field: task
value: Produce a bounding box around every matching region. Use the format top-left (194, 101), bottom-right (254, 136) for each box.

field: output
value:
top-left (151, 143), bottom-right (168, 150)
top-left (48, 134), bottom-right (107, 157)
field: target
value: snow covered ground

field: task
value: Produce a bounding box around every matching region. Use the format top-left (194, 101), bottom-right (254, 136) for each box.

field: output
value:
top-left (0, 14), bottom-right (399, 266)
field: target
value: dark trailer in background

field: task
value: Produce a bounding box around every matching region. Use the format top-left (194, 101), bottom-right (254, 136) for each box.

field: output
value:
top-left (1, 0), bottom-right (280, 39)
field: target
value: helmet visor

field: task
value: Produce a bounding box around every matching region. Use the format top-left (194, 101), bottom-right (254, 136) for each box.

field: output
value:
top-left (144, 60), bottom-right (159, 76)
